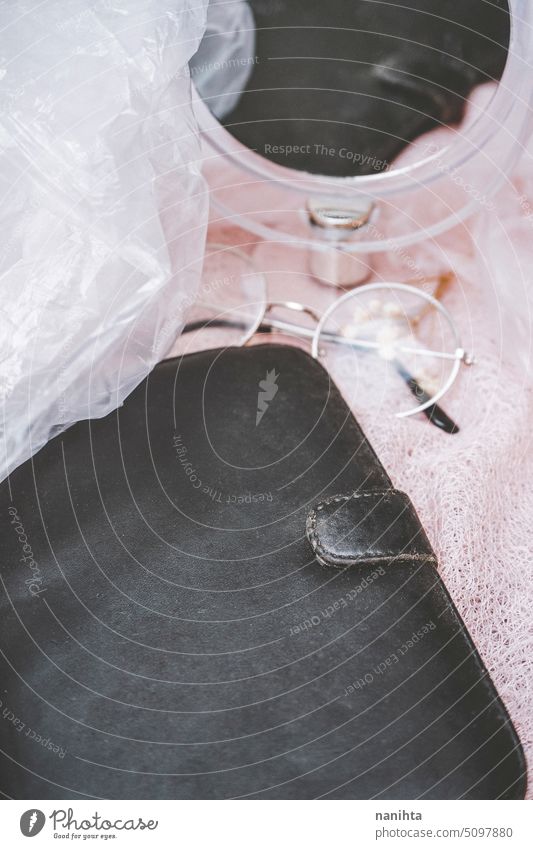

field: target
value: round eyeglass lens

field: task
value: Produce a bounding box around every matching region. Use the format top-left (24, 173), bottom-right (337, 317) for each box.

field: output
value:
top-left (313, 283), bottom-right (463, 419)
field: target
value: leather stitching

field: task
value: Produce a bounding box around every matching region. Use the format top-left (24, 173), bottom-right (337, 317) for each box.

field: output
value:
top-left (306, 490), bottom-right (437, 568)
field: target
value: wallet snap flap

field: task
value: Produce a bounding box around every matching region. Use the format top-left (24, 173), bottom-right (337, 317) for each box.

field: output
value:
top-left (306, 490), bottom-right (437, 569)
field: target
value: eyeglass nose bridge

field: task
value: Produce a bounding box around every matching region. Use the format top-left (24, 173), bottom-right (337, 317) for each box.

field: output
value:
top-left (265, 301), bottom-right (322, 326)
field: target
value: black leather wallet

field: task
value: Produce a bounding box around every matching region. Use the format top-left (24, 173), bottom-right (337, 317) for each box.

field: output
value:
top-left (0, 344), bottom-right (526, 799)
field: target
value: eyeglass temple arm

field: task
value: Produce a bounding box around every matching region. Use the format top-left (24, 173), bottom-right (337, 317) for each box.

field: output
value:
top-left (394, 362), bottom-right (459, 434)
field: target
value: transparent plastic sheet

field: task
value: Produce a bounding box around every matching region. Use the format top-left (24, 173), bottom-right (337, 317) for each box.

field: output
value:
top-left (0, 0), bottom-right (209, 482)
top-left (190, 0), bottom-right (256, 119)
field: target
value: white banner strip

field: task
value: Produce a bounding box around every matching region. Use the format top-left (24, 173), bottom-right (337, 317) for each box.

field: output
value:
top-left (1, 799), bottom-right (532, 848)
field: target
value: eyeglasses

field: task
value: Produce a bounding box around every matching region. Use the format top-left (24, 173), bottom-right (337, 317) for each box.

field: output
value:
top-left (175, 245), bottom-right (474, 434)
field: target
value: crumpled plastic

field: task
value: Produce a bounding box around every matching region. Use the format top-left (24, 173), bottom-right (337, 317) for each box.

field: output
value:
top-left (190, 0), bottom-right (256, 119)
top-left (0, 0), bottom-right (209, 481)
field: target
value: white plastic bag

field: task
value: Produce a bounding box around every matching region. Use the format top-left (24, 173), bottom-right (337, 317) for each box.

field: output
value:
top-left (0, 0), bottom-right (209, 481)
